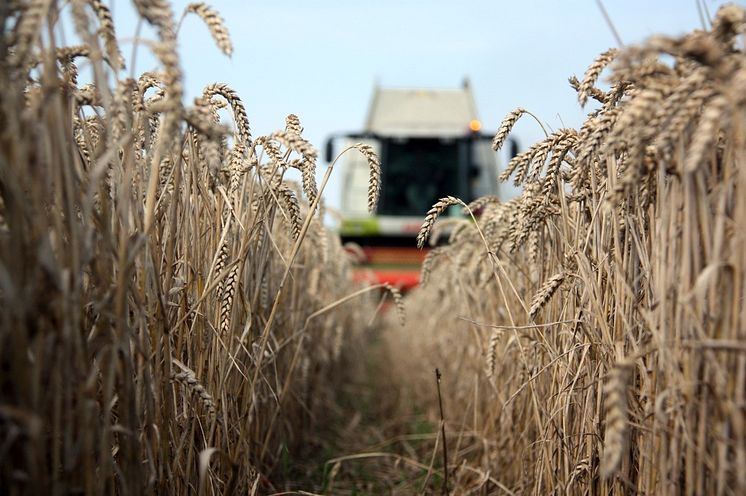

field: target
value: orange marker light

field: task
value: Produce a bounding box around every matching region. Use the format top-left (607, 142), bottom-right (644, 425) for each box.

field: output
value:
top-left (469, 119), bottom-right (482, 132)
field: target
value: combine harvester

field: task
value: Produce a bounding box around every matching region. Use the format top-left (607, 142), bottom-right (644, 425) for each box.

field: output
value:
top-left (326, 80), bottom-right (516, 290)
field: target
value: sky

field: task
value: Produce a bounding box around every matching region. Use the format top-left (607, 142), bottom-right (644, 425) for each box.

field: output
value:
top-left (90, 0), bottom-right (735, 207)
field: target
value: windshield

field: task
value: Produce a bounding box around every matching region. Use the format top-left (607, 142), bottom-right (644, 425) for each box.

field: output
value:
top-left (378, 138), bottom-right (461, 216)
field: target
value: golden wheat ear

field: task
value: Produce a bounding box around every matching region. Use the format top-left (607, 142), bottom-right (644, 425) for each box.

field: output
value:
top-left (528, 271), bottom-right (565, 321)
top-left (492, 107), bottom-right (527, 151)
top-left (383, 283), bottom-right (406, 327)
top-left (417, 196), bottom-right (464, 249)
top-left (185, 3), bottom-right (233, 57)
top-left (350, 143), bottom-right (382, 214)
top-left (202, 83), bottom-right (252, 148)
top-left (578, 48), bottom-right (617, 107)
top-left (172, 368), bottom-right (218, 418)
top-left (285, 114), bottom-right (303, 135)
top-left (601, 360), bottom-right (633, 479)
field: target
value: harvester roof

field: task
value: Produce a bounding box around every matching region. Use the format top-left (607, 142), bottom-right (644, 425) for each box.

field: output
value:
top-left (364, 81), bottom-right (480, 138)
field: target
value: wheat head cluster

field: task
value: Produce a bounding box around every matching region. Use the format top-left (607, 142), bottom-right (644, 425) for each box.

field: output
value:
top-left (0, 1), bottom-right (390, 494)
top-left (389, 4), bottom-right (746, 494)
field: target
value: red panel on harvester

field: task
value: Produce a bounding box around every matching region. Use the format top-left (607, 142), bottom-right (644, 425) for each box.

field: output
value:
top-left (350, 246), bottom-right (426, 291)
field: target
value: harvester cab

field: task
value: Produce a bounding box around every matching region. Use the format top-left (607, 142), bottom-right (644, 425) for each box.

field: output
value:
top-left (326, 80), bottom-right (516, 290)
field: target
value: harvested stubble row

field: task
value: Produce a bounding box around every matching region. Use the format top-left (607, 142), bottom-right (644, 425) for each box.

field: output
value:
top-left (0, 1), bottom-right (393, 494)
top-left (385, 4), bottom-right (746, 494)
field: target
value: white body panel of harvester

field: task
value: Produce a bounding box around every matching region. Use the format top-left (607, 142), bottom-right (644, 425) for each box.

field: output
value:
top-left (330, 80), bottom-right (502, 288)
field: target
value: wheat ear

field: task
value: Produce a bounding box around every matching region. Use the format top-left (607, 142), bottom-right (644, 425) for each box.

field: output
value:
top-left (601, 360), bottom-right (633, 478)
top-left (568, 75), bottom-right (607, 104)
top-left (528, 271), bottom-right (565, 320)
top-left (202, 83), bottom-right (251, 148)
top-left (684, 94), bottom-right (729, 173)
top-left (383, 283), bottom-right (406, 327)
top-left (277, 183), bottom-right (302, 240)
top-left (185, 3), bottom-right (233, 57)
top-left (417, 196), bottom-right (464, 249)
top-left (578, 48), bottom-right (617, 107)
top-left (219, 264), bottom-right (239, 335)
top-left (285, 113), bottom-right (302, 135)
top-left (492, 107), bottom-right (526, 151)
top-left (88, 0), bottom-right (124, 70)
top-left (485, 328), bottom-right (503, 379)
top-left (351, 143), bottom-right (381, 213)
top-left (420, 246), bottom-right (446, 287)
top-left (172, 369), bottom-right (217, 417)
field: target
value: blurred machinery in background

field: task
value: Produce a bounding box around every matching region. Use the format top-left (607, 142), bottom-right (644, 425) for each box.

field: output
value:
top-left (326, 80), bottom-right (517, 290)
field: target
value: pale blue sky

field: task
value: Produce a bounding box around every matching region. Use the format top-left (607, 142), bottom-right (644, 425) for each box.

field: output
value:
top-left (94, 0), bottom-right (733, 207)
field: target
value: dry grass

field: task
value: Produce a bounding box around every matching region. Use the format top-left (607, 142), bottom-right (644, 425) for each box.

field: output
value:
top-left (384, 5), bottom-right (746, 494)
top-left (0, 2), bottom-right (385, 494)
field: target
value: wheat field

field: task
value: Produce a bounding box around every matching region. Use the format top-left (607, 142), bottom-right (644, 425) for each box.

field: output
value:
top-left (1, 1), bottom-right (745, 495)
